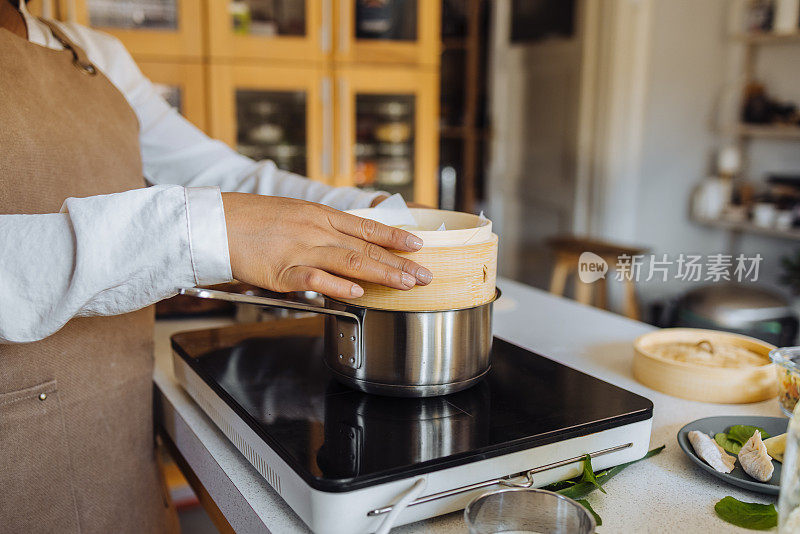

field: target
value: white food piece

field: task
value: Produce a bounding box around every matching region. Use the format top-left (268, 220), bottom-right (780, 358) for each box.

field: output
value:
top-left (764, 433), bottom-right (786, 463)
top-left (688, 430), bottom-right (736, 473)
top-left (738, 430), bottom-right (775, 482)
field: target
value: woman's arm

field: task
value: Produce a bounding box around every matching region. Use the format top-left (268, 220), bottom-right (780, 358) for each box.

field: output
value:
top-left (0, 185), bottom-right (230, 343)
top-left (0, 186), bottom-right (432, 344)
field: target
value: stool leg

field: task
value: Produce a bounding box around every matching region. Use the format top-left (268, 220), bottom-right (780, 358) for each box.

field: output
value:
top-left (594, 276), bottom-right (608, 310)
top-left (574, 277), bottom-right (594, 306)
top-left (549, 257), bottom-right (570, 296)
top-left (623, 279), bottom-right (640, 320)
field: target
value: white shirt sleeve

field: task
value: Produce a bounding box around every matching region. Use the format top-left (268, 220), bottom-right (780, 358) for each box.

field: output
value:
top-left (0, 185), bottom-right (231, 344)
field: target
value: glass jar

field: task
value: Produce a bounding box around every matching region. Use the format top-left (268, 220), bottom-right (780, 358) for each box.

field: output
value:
top-left (771, 347), bottom-right (800, 417)
top-left (779, 401), bottom-right (800, 532)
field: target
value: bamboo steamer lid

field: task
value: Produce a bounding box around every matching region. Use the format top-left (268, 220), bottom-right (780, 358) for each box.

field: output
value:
top-left (633, 328), bottom-right (777, 403)
top-left (340, 208), bottom-right (498, 311)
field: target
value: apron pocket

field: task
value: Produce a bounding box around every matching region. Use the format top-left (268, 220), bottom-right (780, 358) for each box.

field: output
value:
top-left (0, 380), bottom-right (80, 533)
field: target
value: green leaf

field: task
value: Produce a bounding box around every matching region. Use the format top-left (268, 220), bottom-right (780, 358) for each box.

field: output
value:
top-left (543, 479), bottom-right (577, 491)
top-left (715, 432), bottom-right (743, 455)
top-left (727, 425), bottom-right (771, 445)
top-left (714, 496), bottom-right (777, 530)
top-left (580, 454), bottom-right (607, 494)
top-left (576, 499), bottom-right (603, 526)
top-left (552, 446), bottom-right (665, 500)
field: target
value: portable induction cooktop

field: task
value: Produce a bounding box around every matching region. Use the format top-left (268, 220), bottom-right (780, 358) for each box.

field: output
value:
top-left (172, 316), bottom-right (653, 534)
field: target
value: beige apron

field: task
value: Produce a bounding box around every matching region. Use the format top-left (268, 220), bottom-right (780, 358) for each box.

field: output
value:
top-left (0, 21), bottom-right (176, 533)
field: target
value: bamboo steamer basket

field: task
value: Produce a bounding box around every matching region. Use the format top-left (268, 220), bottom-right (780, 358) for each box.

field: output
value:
top-left (340, 208), bottom-right (497, 311)
top-left (633, 328), bottom-right (777, 403)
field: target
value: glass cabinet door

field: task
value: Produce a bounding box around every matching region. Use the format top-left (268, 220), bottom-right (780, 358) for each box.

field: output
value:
top-left (336, 0), bottom-right (440, 66)
top-left (209, 65), bottom-right (329, 183)
top-left (63, 0), bottom-right (203, 58)
top-left (207, 0), bottom-right (327, 62)
top-left (335, 67), bottom-right (438, 205)
top-left (136, 61), bottom-right (208, 131)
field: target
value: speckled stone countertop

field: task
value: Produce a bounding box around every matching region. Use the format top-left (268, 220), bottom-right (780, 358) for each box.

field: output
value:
top-left (153, 277), bottom-right (781, 533)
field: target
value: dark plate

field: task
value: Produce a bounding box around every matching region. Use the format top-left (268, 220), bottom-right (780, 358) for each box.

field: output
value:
top-left (678, 416), bottom-right (788, 495)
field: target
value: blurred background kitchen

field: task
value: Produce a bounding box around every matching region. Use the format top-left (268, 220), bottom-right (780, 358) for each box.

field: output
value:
top-left (26, 0), bottom-right (800, 529)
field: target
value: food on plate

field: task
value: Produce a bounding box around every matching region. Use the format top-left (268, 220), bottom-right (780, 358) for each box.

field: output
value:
top-left (714, 425), bottom-right (771, 455)
top-left (714, 432), bottom-right (743, 455)
top-left (649, 340), bottom-right (766, 368)
top-left (764, 433), bottom-right (786, 463)
top-left (728, 424), bottom-right (771, 444)
top-left (738, 430), bottom-right (775, 482)
top-left (688, 430), bottom-right (736, 473)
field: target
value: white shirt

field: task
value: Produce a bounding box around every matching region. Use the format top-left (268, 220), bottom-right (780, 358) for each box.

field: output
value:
top-left (0, 7), bottom-right (383, 343)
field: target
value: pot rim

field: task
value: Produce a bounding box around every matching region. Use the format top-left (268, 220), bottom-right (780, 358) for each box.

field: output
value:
top-left (326, 288), bottom-right (501, 314)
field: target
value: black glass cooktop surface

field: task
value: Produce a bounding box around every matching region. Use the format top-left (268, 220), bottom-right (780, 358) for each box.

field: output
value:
top-left (172, 318), bottom-right (652, 492)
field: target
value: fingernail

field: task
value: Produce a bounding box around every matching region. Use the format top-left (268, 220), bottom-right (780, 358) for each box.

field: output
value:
top-left (416, 267), bottom-right (433, 285)
top-left (406, 234), bottom-right (423, 250)
top-left (351, 284), bottom-right (364, 297)
top-left (401, 272), bottom-right (415, 288)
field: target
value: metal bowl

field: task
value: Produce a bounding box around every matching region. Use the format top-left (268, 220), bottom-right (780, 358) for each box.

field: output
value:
top-left (464, 488), bottom-right (596, 534)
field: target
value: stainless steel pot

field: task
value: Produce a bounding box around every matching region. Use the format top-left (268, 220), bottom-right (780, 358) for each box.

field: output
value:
top-left (180, 287), bottom-right (499, 397)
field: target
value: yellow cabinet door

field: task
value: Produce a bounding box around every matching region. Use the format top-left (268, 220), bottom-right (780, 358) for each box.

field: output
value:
top-left (26, 0), bottom-right (52, 17)
top-left (334, 66), bottom-right (438, 205)
top-left (208, 63), bottom-right (331, 183)
top-left (136, 60), bottom-right (208, 132)
top-left (206, 0), bottom-right (328, 63)
top-left (58, 0), bottom-right (203, 59)
top-left (334, 0), bottom-right (440, 66)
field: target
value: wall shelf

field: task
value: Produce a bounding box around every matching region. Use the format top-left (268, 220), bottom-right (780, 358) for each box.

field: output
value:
top-left (735, 123), bottom-right (800, 139)
top-left (732, 32), bottom-right (800, 45)
top-left (694, 216), bottom-right (800, 241)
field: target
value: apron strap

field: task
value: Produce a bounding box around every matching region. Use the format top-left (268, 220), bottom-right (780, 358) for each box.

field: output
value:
top-left (38, 19), bottom-right (97, 76)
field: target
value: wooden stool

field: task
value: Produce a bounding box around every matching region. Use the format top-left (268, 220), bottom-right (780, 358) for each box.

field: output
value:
top-left (546, 236), bottom-right (649, 320)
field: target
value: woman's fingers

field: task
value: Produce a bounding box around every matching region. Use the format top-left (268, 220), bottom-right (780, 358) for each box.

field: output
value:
top-left (282, 265), bottom-right (363, 300)
top-left (329, 211), bottom-right (423, 252)
top-left (339, 236), bottom-right (433, 285)
top-left (307, 247), bottom-right (418, 290)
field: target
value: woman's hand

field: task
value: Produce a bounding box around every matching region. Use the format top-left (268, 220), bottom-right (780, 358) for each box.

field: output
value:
top-left (221, 193), bottom-right (433, 299)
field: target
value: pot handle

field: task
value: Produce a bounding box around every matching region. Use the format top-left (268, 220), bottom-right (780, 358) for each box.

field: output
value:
top-left (181, 288), bottom-right (365, 369)
top-left (180, 287), bottom-right (358, 321)
top-left (180, 287), bottom-right (365, 367)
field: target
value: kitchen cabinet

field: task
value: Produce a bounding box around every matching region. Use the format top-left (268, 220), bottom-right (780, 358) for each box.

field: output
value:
top-left (209, 63), bottom-right (329, 182)
top-left (59, 0), bottom-right (204, 58)
top-left (335, 66), bottom-right (438, 205)
top-left (53, 0), bottom-right (440, 203)
top-left (26, 0), bottom-right (49, 17)
top-left (206, 1), bottom-right (440, 66)
top-left (137, 60), bottom-right (208, 131)
top-left (335, 0), bottom-right (440, 66)
top-left (206, 0), bottom-right (327, 63)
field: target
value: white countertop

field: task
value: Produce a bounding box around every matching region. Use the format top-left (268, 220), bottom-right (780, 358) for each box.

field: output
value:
top-left (153, 277), bottom-right (783, 534)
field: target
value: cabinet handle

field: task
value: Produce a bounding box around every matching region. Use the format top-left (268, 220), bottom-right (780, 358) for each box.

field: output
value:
top-left (338, 78), bottom-right (350, 180)
top-left (338, 0), bottom-right (350, 53)
top-left (321, 77), bottom-right (333, 178)
top-left (320, 0), bottom-right (331, 53)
